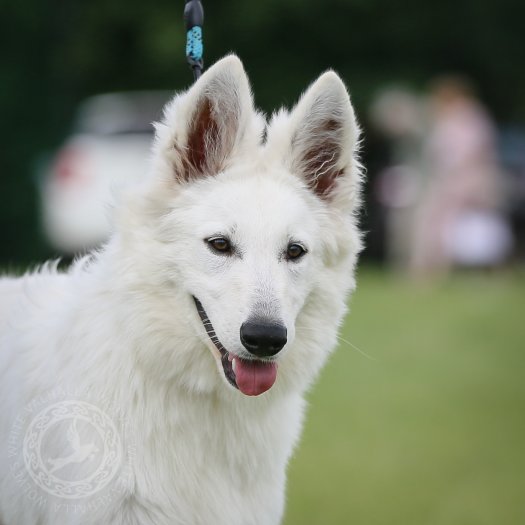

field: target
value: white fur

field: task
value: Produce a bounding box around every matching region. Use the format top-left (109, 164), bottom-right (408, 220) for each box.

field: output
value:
top-left (0, 55), bottom-right (363, 525)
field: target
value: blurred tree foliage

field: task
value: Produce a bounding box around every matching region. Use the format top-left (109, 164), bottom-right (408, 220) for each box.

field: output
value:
top-left (1, 0), bottom-right (524, 265)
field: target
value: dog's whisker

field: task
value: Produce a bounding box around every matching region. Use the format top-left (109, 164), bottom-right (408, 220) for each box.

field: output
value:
top-left (297, 325), bottom-right (377, 361)
top-left (334, 334), bottom-right (377, 361)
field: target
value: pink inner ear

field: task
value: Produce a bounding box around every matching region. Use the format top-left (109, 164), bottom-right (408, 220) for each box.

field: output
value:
top-left (301, 118), bottom-right (343, 199)
top-left (186, 97), bottom-right (220, 178)
top-left (313, 167), bottom-right (344, 197)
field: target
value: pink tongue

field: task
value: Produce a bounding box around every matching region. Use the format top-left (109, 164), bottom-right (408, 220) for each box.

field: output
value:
top-left (235, 359), bottom-right (278, 396)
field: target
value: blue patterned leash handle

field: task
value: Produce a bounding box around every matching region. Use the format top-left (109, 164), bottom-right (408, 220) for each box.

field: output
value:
top-left (184, 0), bottom-right (204, 80)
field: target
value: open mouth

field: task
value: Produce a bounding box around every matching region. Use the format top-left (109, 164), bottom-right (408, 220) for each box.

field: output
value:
top-left (193, 297), bottom-right (278, 396)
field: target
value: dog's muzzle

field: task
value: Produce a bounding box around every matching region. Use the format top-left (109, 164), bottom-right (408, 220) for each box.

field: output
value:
top-left (193, 297), bottom-right (279, 396)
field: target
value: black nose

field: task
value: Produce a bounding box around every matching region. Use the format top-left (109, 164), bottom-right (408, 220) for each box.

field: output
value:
top-left (240, 320), bottom-right (287, 357)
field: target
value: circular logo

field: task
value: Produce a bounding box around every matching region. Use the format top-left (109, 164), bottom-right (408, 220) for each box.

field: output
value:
top-left (22, 400), bottom-right (122, 499)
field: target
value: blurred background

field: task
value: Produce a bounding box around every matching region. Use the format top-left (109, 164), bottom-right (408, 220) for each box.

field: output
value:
top-left (1, 0), bottom-right (524, 523)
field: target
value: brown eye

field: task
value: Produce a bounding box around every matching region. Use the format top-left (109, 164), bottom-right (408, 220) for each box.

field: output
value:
top-left (207, 237), bottom-right (232, 254)
top-left (286, 242), bottom-right (307, 261)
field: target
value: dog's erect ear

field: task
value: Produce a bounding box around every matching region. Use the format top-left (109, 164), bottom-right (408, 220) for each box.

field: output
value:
top-left (156, 55), bottom-right (257, 182)
top-left (268, 71), bottom-right (361, 209)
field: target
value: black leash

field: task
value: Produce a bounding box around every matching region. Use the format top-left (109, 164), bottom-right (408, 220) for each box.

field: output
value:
top-left (184, 0), bottom-right (204, 81)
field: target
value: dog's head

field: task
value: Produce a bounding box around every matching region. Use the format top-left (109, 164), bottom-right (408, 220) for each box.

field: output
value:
top-left (120, 56), bottom-right (362, 397)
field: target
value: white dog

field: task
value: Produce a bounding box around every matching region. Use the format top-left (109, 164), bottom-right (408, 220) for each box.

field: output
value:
top-left (0, 55), bottom-right (362, 524)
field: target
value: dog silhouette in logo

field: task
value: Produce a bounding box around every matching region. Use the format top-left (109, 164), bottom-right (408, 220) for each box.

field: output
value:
top-left (47, 419), bottom-right (99, 474)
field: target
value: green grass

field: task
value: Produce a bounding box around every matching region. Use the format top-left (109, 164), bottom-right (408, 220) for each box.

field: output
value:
top-left (285, 269), bottom-right (525, 525)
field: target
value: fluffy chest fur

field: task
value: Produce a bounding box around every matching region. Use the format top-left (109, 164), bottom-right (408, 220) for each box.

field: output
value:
top-left (0, 272), bottom-right (304, 525)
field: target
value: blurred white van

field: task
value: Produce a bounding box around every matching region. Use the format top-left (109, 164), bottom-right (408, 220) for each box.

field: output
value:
top-left (40, 91), bottom-right (171, 254)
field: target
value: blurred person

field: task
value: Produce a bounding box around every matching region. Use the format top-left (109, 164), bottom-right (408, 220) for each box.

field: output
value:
top-left (409, 76), bottom-right (513, 278)
top-left (369, 88), bottom-right (426, 270)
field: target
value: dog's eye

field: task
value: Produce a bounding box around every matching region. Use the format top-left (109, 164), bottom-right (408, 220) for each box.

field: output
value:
top-left (207, 237), bottom-right (232, 254)
top-left (286, 243), bottom-right (307, 261)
